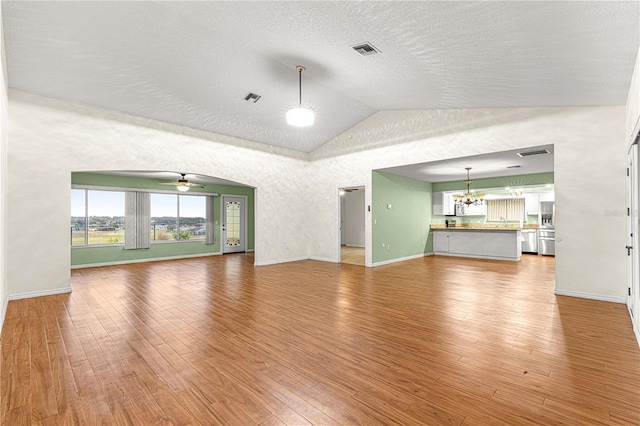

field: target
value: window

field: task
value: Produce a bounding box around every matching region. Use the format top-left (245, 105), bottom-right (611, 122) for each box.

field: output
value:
top-left (71, 189), bottom-right (125, 246)
top-left (150, 194), bottom-right (206, 242)
top-left (486, 198), bottom-right (524, 222)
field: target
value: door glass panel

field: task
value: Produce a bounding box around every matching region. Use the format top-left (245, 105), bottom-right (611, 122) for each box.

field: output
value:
top-left (226, 201), bottom-right (241, 247)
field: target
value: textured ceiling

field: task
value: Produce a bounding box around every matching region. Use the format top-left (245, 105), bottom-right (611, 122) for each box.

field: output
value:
top-left (3, 1), bottom-right (639, 154)
top-left (378, 145), bottom-right (554, 183)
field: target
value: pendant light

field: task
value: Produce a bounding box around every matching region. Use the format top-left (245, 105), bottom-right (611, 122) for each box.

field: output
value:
top-left (286, 65), bottom-right (315, 127)
top-left (453, 167), bottom-right (485, 206)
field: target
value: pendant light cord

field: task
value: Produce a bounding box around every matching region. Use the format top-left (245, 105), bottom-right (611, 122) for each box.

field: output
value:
top-left (299, 68), bottom-right (302, 105)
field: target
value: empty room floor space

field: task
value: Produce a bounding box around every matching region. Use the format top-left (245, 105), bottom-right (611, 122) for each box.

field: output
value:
top-left (1, 254), bottom-right (639, 425)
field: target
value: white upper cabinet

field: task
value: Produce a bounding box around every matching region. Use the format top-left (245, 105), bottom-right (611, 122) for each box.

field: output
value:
top-left (524, 193), bottom-right (539, 215)
top-left (433, 192), bottom-right (455, 216)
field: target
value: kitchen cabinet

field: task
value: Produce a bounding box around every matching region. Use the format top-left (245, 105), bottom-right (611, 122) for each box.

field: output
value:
top-left (432, 228), bottom-right (522, 261)
top-left (538, 191), bottom-right (554, 202)
top-left (524, 193), bottom-right (539, 215)
top-left (433, 192), bottom-right (455, 216)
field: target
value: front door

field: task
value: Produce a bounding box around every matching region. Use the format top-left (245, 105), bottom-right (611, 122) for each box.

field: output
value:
top-left (222, 196), bottom-right (246, 254)
top-left (626, 143), bottom-right (639, 327)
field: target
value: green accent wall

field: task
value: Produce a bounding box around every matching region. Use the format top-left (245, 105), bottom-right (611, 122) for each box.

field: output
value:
top-left (372, 171), bottom-right (432, 264)
top-left (432, 172), bottom-right (554, 192)
top-left (71, 172), bottom-right (254, 266)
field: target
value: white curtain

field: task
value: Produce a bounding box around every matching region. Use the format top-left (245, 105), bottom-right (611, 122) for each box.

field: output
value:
top-left (205, 196), bottom-right (216, 245)
top-left (125, 192), bottom-right (150, 249)
top-left (487, 198), bottom-right (524, 222)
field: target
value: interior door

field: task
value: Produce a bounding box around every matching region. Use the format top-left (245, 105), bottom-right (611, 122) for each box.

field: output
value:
top-left (222, 195), bottom-right (246, 254)
top-left (626, 143), bottom-right (639, 326)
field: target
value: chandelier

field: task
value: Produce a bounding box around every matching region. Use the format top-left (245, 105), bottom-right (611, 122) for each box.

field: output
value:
top-left (453, 167), bottom-right (485, 206)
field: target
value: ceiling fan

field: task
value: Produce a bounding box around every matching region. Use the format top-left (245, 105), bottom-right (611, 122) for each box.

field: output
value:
top-left (157, 173), bottom-right (205, 192)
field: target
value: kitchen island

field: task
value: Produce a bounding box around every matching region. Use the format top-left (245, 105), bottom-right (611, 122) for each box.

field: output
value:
top-left (431, 226), bottom-right (523, 261)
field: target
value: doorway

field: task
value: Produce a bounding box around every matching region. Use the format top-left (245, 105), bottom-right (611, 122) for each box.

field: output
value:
top-left (339, 186), bottom-right (365, 266)
top-left (222, 195), bottom-right (247, 254)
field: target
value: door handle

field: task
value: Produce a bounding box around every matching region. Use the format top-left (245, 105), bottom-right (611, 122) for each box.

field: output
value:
top-left (626, 245), bottom-right (633, 255)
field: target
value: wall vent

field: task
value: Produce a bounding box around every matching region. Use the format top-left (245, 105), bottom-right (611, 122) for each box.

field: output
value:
top-left (244, 93), bottom-right (262, 103)
top-left (517, 149), bottom-right (550, 158)
top-left (507, 165), bottom-right (522, 169)
top-left (351, 42), bottom-right (381, 56)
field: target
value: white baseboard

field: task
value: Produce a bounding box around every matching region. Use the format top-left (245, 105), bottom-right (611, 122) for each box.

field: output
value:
top-left (0, 295), bottom-right (8, 334)
top-left (424, 252), bottom-right (434, 257)
top-left (434, 252), bottom-right (520, 262)
top-left (554, 289), bottom-right (626, 304)
top-left (254, 256), bottom-right (309, 266)
top-left (9, 286), bottom-right (72, 301)
top-left (71, 252), bottom-right (221, 269)
top-left (246, 249), bottom-right (255, 252)
top-left (345, 244), bottom-right (365, 248)
top-left (372, 253), bottom-right (427, 267)
top-left (631, 309), bottom-right (640, 348)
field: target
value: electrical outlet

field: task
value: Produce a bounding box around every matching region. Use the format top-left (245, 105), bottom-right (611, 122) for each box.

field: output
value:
top-left (387, 203), bottom-right (392, 209)
top-left (374, 219), bottom-right (377, 225)
top-left (382, 243), bottom-right (385, 248)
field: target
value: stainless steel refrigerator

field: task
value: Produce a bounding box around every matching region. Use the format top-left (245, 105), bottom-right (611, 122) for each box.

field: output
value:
top-left (538, 201), bottom-right (555, 256)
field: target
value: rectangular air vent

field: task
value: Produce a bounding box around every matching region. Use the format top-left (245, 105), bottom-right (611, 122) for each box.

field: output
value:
top-left (351, 42), bottom-right (381, 56)
top-left (244, 93), bottom-right (261, 103)
top-left (517, 149), bottom-right (550, 158)
top-left (507, 165), bottom-right (522, 169)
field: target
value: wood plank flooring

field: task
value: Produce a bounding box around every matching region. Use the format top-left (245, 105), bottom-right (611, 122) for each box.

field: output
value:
top-left (1, 253), bottom-right (639, 425)
top-left (340, 246), bottom-right (365, 266)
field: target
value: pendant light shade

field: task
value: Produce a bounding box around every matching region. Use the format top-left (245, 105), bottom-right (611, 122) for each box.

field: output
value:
top-left (287, 65), bottom-right (314, 127)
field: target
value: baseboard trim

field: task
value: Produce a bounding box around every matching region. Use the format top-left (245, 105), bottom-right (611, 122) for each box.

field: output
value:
top-left (310, 256), bottom-right (339, 263)
top-left (246, 249), bottom-right (255, 252)
top-left (345, 244), bottom-right (365, 248)
top-left (0, 295), bottom-right (9, 334)
top-left (424, 252), bottom-right (434, 257)
top-left (254, 256), bottom-right (309, 266)
top-left (71, 252), bottom-right (222, 269)
top-left (372, 253), bottom-right (426, 267)
top-left (630, 308), bottom-right (640, 348)
top-left (9, 287), bottom-right (72, 301)
top-left (554, 289), bottom-right (626, 304)
top-left (434, 252), bottom-right (520, 261)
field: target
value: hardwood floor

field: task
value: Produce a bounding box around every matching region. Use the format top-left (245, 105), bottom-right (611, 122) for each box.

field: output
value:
top-left (1, 253), bottom-right (639, 425)
top-left (340, 246), bottom-right (364, 266)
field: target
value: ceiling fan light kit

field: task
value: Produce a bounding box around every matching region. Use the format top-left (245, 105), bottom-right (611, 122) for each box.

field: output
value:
top-left (286, 65), bottom-right (314, 127)
top-left (157, 173), bottom-right (205, 192)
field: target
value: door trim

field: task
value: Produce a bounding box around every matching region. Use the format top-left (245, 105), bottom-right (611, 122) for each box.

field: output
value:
top-left (221, 194), bottom-right (248, 254)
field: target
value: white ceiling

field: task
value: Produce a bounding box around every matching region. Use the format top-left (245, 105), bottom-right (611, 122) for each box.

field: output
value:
top-left (3, 1), bottom-right (639, 155)
top-left (377, 145), bottom-right (554, 183)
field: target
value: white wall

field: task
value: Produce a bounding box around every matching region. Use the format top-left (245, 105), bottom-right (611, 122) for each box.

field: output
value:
top-left (344, 189), bottom-right (365, 247)
top-left (308, 107), bottom-right (628, 301)
top-left (0, 2), bottom-right (9, 325)
top-left (6, 93), bottom-right (629, 302)
top-left (7, 92), bottom-right (310, 296)
top-left (627, 45), bottom-right (640, 142)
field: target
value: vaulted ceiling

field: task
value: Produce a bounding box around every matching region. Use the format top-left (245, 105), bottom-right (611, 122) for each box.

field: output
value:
top-left (3, 1), bottom-right (639, 154)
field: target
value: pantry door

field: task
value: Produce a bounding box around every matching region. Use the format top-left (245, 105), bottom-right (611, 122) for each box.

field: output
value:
top-left (222, 195), bottom-right (246, 254)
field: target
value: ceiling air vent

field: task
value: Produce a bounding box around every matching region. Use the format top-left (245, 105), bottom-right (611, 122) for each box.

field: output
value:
top-left (507, 165), bottom-right (522, 169)
top-left (244, 93), bottom-right (262, 103)
top-left (351, 42), bottom-right (381, 56)
top-left (517, 149), bottom-right (550, 158)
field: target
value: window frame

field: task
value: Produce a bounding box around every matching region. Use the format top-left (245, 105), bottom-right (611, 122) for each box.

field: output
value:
top-left (71, 188), bottom-right (126, 247)
top-left (72, 185), bottom-right (217, 247)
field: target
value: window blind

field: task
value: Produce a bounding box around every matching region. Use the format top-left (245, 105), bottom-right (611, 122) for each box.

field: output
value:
top-left (486, 198), bottom-right (524, 222)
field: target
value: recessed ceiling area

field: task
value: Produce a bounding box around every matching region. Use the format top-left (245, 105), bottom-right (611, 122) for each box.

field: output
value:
top-left (377, 145), bottom-right (554, 183)
top-left (3, 2), bottom-right (638, 153)
top-left (87, 171), bottom-right (250, 187)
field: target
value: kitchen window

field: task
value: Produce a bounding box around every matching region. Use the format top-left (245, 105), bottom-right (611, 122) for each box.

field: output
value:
top-left (486, 198), bottom-right (524, 222)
